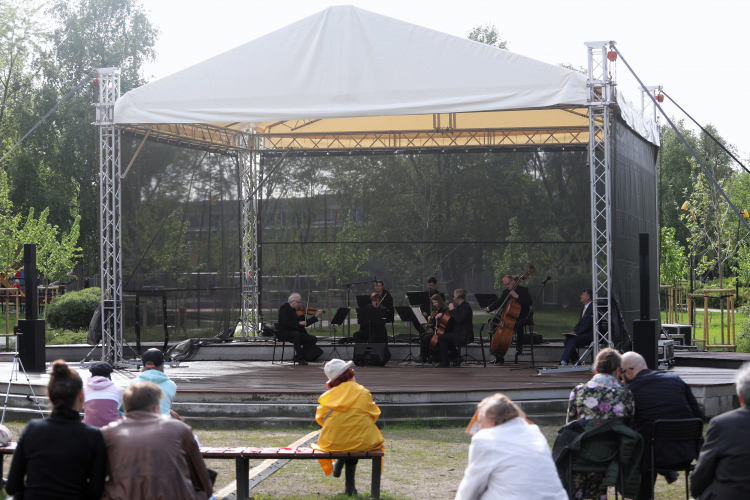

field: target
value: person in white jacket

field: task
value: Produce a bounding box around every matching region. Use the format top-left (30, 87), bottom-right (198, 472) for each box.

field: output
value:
top-left (83, 362), bottom-right (123, 428)
top-left (456, 394), bottom-right (567, 500)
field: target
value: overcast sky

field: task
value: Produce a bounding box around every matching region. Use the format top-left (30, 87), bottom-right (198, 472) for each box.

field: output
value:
top-left (139, 0), bottom-right (749, 160)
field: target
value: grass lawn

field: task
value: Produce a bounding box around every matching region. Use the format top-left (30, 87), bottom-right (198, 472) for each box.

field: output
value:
top-left (660, 310), bottom-right (749, 351)
top-left (0, 421), bottom-right (695, 499)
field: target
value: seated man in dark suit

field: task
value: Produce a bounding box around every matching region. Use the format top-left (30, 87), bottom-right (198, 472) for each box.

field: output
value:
top-left (691, 363), bottom-right (750, 500)
top-left (559, 289), bottom-right (594, 366)
top-left (276, 293), bottom-right (322, 365)
top-left (620, 351), bottom-right (707, 500)
top-left (436, 289), bottom-right (473, 368)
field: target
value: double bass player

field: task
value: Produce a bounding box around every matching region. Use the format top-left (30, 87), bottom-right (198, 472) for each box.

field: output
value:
top-left (485, 276), bottom-right (533, 364)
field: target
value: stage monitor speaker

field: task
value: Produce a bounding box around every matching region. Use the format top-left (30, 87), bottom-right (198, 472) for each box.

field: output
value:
top-left (662, 324), bottom-right (691, 346)
top-left (521, 333), bottom-right (543, 345)
top-left (632, 319), bottom-right (658, 370)
top-left (18, 319), bottom-right (46, 372)
top-left (352, 343), bottom-right (391, 367)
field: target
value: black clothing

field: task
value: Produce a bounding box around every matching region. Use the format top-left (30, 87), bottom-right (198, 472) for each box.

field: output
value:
top-left (625, 368), bottom-right (704, 474)
top-left (6, 409), bottom-right (107, 500)
top-left (277, 302), bottom-right (320, 360)
top-left (419, 306), bottom-right (447, 362)
top-left (561, 303), bottom-right (594, 363)
top-left (353, 305), bottom-right (389, 344)
top-left (437, 301), bottom-right (473, 363)
top-left (691, 405), bottom-right (750, 500)
top-left (488, 285), bottom-right (532, 354)
top-left (377, 289), bottom-right (395, 322)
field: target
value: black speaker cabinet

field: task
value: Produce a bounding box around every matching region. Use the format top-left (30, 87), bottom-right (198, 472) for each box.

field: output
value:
top-left (352, 343), bottom-right (391, 366)
top-left (632, 319), bottom-right (658, 370)
top-left (662, 324), bottom-right (692, 346)
top-left (18, 319), bottom-right (46, 372)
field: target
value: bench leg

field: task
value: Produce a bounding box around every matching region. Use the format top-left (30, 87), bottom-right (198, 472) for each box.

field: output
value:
top-left (236, 457), bottom-right (249, 500)
top-left (371, 456), bottom-right (381, 499)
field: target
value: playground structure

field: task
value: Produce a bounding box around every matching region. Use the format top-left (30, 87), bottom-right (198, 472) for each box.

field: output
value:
top-left (661, 284), bottom-right (687, 324)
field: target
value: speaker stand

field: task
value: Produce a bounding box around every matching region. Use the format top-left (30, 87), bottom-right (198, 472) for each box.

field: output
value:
top-left (2, 351), bottom-right (44, 424)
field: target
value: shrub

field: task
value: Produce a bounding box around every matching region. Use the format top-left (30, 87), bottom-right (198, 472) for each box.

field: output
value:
top-left (45, 287), bottom-right (100, 331)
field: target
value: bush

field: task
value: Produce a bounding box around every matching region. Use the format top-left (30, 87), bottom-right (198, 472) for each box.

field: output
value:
top-left (45, 287), bottom-right (100, 331)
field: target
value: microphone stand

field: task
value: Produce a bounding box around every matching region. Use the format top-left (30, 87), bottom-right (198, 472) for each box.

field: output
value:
top-left (342, 277), bottom-right (377, 341)
top-left (510, 277), bottom-right (550, 372)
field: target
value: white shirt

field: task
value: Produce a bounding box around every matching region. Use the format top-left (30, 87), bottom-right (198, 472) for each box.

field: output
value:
top-left (455, 417), bottom-right (567, 500)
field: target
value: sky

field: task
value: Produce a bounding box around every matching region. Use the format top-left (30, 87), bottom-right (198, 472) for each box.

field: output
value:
top-left (139, 0), bottom-right (750, 159)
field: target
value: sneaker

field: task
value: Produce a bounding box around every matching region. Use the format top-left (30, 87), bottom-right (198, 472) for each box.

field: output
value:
top-left (559, 361), bottom-right (568, 366)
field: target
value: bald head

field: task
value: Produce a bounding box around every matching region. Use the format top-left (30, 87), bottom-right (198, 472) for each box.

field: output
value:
top-left (620, 352), bottom-right (647, 383)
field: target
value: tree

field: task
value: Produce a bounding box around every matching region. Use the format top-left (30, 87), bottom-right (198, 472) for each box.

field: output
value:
top-left (466, 23), bottom-right (508, 49)
top-left (660, 226), bottom-right (688, 285)
top-left (326, 212), bottom-right (371, 285)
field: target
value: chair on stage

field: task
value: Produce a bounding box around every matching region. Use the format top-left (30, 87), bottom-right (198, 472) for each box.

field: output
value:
top-left (650, 418), bottom-right (704, 500)
top-left (460, 324), bottom-right (486, 367)
top-left (271, 323), bottom-right (296, 365)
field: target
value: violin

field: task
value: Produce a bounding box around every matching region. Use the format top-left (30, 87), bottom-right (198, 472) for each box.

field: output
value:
top-left (296, 306), bottom-right (326, 317)
top-left (489, 264), bottom-right (536, 358)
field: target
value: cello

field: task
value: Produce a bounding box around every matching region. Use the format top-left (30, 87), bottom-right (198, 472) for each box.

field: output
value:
top-left (489, 264), bottom-right (536, 358)
top-left (429, 290), bottom-right (466, 350)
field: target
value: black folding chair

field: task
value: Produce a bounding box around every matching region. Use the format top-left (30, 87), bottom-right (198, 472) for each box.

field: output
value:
top-left (271, 323), bottom-right (296, 365)
top-left (651, 418), bottom-right (704, 500)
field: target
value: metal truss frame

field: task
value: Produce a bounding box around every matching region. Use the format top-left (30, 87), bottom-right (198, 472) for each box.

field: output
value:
top-left (94, 68), bottom-right (123, 365)
top-left (586, 42), bottom-right (616, 357)
top-left (238, 138), bottom-right (261, 337)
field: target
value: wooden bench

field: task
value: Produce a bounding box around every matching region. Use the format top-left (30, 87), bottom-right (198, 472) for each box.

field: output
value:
top-left (0, 444), bottom-right (384, 500)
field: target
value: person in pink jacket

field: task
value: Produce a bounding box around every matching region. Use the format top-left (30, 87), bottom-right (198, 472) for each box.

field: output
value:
top-left (83, 362), bottom-right (123, 428)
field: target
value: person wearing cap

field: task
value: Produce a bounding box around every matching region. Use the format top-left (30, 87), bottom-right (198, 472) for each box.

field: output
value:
top-left (311, 359), bottom-right (384, 496)
top-left (126, 349), bottom-right (178, 417)
top-left (83, 362), bottom-right (123, 428)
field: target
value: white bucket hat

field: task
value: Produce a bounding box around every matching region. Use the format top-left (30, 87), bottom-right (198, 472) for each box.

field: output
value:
top-left (324, 359), bottom-right (354, 385)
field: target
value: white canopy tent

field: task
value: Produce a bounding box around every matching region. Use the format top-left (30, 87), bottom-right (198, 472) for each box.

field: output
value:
top-left (97, 5), bottom-right (659, 365)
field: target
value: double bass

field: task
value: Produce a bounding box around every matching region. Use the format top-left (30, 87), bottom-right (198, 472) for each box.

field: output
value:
top-left (489, 264), bottom-right (536, 358)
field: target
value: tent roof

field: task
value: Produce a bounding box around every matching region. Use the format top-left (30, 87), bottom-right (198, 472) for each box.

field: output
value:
top-left (113, 5), bottom-right (657, 153)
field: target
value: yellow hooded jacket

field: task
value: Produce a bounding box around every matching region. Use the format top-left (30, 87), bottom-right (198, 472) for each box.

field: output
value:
top-left (311, 381), bottom-right (385, 474)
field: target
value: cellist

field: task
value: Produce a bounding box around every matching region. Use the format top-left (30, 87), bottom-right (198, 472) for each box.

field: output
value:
top-left (419, 294), bottom-right (450, 363)
top-left (485, 276), bottom-right (533, 364)
top-left (436, 289), bottom-right (473, 368)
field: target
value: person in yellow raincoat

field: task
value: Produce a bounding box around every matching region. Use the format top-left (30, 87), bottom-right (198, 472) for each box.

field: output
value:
top-left (311, 359), bottom-right (385, 496)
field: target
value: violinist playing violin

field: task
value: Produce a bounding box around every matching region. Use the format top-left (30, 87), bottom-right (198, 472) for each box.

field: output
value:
top-left (277, 293), bottom-right (323, 365)
top-left (419, 294), bottom-right (450, 363)
top-left (485, 276), bottom-right (533, 364)
top-left (436, 289), bottom-right (473, 368)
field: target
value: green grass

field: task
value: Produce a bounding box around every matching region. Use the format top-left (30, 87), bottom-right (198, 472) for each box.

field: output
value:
top-left (660, 310), bottom-right (749, 351)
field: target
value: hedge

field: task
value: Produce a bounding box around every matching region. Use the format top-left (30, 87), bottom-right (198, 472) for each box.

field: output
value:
top-left (45, 287), bottom-right (100, 331)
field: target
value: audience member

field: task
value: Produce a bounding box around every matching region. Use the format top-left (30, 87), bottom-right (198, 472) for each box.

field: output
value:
top-left (690, 362), bottom-right (750, 499)
top-left (312, 359), bottom-right (385, 496)
top-left (83, 361), bottom-right (123, 428)
top-left (127, 348), bottom-right (178, 417)
top-left (620, 351), bottom-right (706, 499)
top-left (456, 393), bottom-right (567, 500)
top-left (102, 381), bottom-right (213, 500)
top-left (6, 359), bottom-right (107, 500)
top-left (566, 348), bottom-right (634, 499)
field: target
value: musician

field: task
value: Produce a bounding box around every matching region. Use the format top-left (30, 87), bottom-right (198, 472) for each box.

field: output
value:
top-left (419, 294), bottom-right (450, 363)
top-left (436, 289), bottom-right (473, 368)
top-left (374, 280), bottom-right (394, 322)
top-left (353, 293), bottom-right (389, 344)
top-left (422, 277), bottom-right (446, 319)
top-left (485, 276), bottom-right (533, 364)
top-left (559, 289), bottom-right (594, 366)
top-left (277, 293), bottom-right (323, 365)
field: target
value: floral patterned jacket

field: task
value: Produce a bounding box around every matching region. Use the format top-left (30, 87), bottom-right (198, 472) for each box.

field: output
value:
top-left (567, 373), bottom-right (635, 425)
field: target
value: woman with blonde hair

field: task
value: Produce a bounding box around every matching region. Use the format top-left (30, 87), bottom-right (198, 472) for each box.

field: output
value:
top-left (456, 393), bottom-right (566, 499)
top-left (312, 359), bottom-right (384, 496)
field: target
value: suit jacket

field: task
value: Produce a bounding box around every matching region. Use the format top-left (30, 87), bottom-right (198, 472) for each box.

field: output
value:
top-left (450, 300), bottom-right (474, 347)
top-left (572, 303), bottom-right (594, 339)
top-left (690, 405), bottom-right (750, 500)
top-left (625, 369), bottom-right (705, 472)
top-left (278, 302), bottom-right (318, 333)
top-left (489, 286), bottom-right (532, 322)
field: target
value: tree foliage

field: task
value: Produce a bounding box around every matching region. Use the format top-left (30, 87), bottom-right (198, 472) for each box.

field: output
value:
top-left (660, 226), bottom-right (688, 285)
top-left (466, 23), bottom-right (508, 49)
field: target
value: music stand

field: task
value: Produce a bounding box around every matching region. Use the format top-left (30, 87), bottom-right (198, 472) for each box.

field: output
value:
top-left (395, 306), bottom-right (423, 365)
top-left (473, 294), bottom-right (498, 309)
top-left (407, 291), bottom-right (430, 315)
top-left (327, 307), bottom-right (351, 360)
top-left (355, 295), bottom-right (371, 308)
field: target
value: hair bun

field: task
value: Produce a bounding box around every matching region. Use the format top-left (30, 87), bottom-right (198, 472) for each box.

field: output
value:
top-left (51, 359), bottom-right (70, 378)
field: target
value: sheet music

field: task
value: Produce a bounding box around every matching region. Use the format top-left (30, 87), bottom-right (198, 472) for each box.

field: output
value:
top-left (411, 306), bottom-right (427, 324)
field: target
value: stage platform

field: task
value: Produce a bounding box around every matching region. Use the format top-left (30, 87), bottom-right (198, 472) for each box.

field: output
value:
top-left (0, 353), bottom-right (743, 428)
